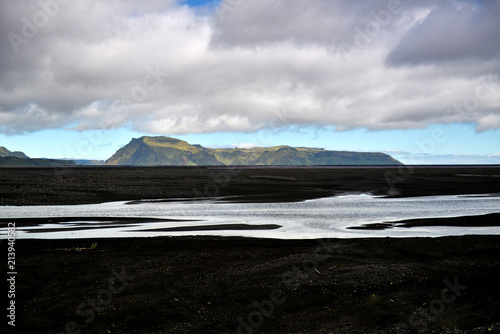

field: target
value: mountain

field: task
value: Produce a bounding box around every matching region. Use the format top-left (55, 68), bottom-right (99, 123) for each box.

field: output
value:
top-left (0, 146), bottom-right (29, 159)
top-left (0, 146), bottom-right (80, 166)
top-left (0, 156), bottom-right (77, 167)
top-left (106, 136), bottom-right (403, 166)
top-left (106, 137), bottom-right (223, 166)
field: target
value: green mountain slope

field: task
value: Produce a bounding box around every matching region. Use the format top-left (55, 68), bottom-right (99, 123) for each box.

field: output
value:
top-left (0, 156), bottom-right (77, 167)
top-left (0, 146), bottom-right (29, 159)
top-left (106, 136), bottom-right (403, 166)
top-left (0, 146), bottom-right (79, 167)
top-left (106, 137), bottom-right (223, 166)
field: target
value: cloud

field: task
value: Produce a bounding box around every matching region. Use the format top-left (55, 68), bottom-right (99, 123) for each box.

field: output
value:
top-left (229, 142), bottom-right (257, 149)
top-left (0, 0), bottom-right (499, 135)
top-left (386, 1), bottom-right (500, 66)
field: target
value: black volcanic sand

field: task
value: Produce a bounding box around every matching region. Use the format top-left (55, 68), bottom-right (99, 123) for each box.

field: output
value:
top-left (348, 213), bottom-right (500, 230)
top-left (2, 167), bottom-right (500, 333)
top-left (9, 235), bottom-right (500, 333)
top-left (0, 166), bottom-right (499, 206)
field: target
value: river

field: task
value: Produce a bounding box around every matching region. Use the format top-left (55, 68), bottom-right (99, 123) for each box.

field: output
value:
top-left (1, 193), bottom-right (500, 239)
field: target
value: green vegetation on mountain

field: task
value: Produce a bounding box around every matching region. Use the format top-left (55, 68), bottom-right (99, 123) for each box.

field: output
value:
top-left (106, 137), bottom-right (222, 166)
top-left (0, 146), bottom-right (78, 167)
top-left (106, 136), bottom-right (403, 166)
top-left (0, 146), bottom-right (29, 159)
top-left (0, 156), bottom-right (77, 167)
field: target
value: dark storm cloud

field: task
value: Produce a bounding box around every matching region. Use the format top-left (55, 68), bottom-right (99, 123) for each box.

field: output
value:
top-left (211, 0), bottom-right (365, 47)
top-left (387, 0), bottom-right (500, 66)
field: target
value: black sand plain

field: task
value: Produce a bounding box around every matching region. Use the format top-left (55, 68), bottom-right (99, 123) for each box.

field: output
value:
top-left (2, 166), bottom-right (500, 333)
top-left (1, 165), bottom-right (500, 206)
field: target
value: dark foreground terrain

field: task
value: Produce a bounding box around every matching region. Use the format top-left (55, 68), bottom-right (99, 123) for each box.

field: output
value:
top-left (10, 235), bottom-right (500, 333)
top-left (2, 166), bottom-right (500, 333)
top-left (0, 165), bottom-right (499, 206)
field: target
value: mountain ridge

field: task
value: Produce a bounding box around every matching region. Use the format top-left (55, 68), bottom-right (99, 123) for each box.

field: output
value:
top-left (0, 156), bottom-right (77, 167)
top-left (0, 146), bottom-right (29, 159)
top-left (0, 146), bottom-right (79, 167)
top-left (106, 136), bottom-right (403, 166)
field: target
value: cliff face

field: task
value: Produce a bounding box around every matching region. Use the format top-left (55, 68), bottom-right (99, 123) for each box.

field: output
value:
top-left (106, 136), bottom-right (403, 166)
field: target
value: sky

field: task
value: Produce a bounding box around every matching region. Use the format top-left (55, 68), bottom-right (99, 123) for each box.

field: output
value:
top-left (0, 0), bottom-right (499, 164)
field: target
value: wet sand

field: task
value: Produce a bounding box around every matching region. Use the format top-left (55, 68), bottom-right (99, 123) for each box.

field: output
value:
top-left (348, 212), bottom-right (500, 230)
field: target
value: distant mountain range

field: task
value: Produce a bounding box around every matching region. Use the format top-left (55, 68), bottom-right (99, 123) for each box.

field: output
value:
top-left (62, 159), bottom-right (106, 166)
top-left (105, 136), bottom-right (402, 166)
top-left (0, 146), bottom-right (77, 167)
top-left (1, 137), bottom-right (403, 167)
top-left (0, 146), bottom-right (29, 159)
top-left (0, 156), bottom-right (77, 167)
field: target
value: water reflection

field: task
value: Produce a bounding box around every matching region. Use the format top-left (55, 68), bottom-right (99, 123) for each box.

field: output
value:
top-left (0, 194), bottom-right (499, 239)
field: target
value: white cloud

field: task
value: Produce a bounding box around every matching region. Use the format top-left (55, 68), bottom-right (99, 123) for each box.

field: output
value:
top-left (0, 0), bottom-right (499, 135)
top-left (229, 142), bottom-right (257, 149)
